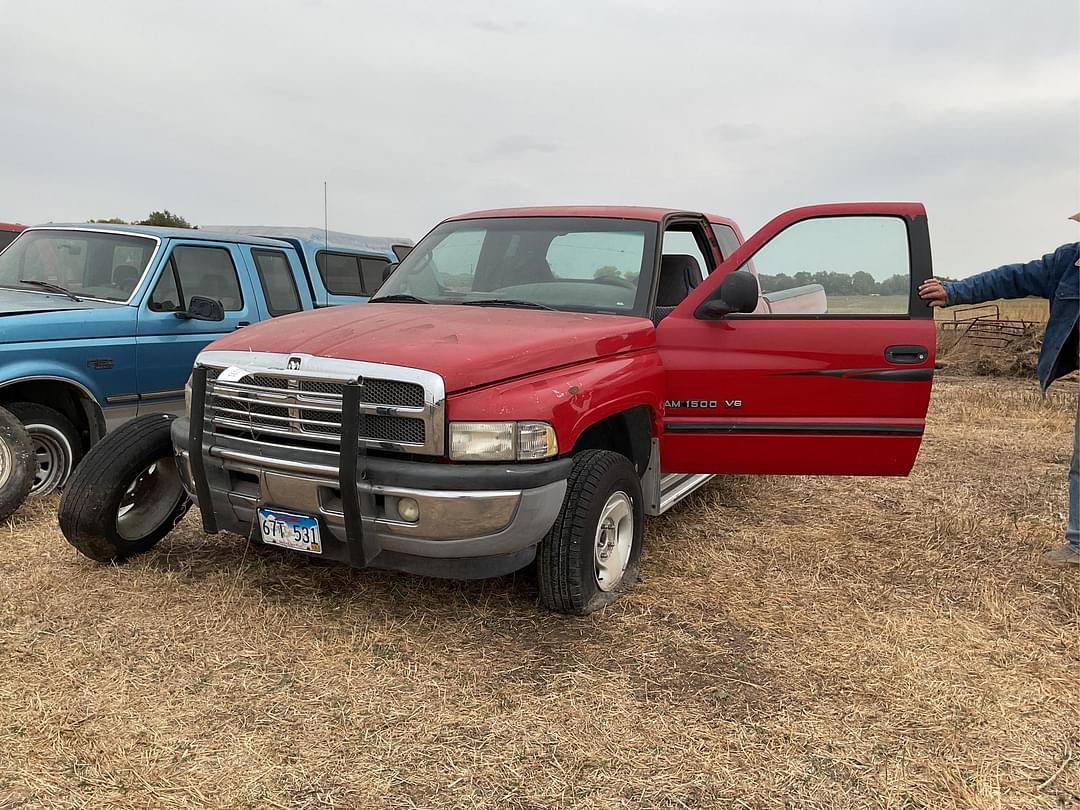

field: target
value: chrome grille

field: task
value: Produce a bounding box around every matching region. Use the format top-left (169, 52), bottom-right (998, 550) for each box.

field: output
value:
top-left (199, 352), bottom-right (444, 456)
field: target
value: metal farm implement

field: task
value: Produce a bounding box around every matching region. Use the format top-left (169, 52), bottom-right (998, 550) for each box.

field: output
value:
top-left (938, 304), bottom-right (1038, 350)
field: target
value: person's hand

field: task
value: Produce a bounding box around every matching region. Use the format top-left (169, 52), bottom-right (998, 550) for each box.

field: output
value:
top-left (918, 278), bottom-right (948, 307)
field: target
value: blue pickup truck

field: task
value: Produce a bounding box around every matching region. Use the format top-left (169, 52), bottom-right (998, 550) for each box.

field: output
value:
top-left (0, 223), bottom-right (410, 507)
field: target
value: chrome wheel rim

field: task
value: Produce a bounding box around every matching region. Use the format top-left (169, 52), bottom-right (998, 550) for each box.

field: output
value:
top-left (0, 435), bottom-right (13, 491)
top-left (116, 457), bottom-right (186, 541)
top-left (28, 425), bottom-right (72, 496)
top-left (594, 490), bottom-right (634, 592)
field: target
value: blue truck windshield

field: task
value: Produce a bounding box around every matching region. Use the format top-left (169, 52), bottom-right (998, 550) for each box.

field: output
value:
top-left (0, 229), bottom-right (157, 303)
top-left (373, 217), bottom-right (658, 316)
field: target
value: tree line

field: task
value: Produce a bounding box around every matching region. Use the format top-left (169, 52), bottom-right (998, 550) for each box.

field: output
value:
top-left (92, 210), bottom-right (194, 229)
top-left (758, 270), bottom-right (955, 296)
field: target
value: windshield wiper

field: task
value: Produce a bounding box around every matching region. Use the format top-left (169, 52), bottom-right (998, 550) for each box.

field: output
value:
top-left (18, 279), bottom-right (81, 302)
top-left (370, 294), bottom-right (431, 304)
top-left (461, 298), bottom-right (557, 311)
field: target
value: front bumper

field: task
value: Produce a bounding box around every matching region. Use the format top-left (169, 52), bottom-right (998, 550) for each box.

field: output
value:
top-left (172, 417), bottom-right (570, 579)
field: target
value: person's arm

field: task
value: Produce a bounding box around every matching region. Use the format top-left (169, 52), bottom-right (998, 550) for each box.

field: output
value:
top-left (941, 253), bottom-right (1055, 306)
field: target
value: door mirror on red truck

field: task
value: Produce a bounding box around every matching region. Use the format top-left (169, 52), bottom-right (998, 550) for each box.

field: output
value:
top-left (696, 271), bottom-right (760, 319)
top-left (177, 295), bottom-right (226, 322)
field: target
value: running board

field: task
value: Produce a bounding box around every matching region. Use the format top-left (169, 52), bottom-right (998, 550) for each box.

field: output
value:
top-left (655, 473), bottom-right (714, 515)
top-left (641, 438), bottom-right (714, 516)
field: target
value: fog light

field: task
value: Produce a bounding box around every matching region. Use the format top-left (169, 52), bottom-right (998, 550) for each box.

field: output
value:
top-left (397, 497), bottom-right (420, 522)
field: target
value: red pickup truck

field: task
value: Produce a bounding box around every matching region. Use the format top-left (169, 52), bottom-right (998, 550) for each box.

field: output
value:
top-left (59, 203), bottom-right (935, 614)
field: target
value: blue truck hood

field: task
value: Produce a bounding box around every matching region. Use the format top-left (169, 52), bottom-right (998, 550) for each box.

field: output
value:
top-left (0, 289), bottom-right (135, 343)
top-left (0, 287), bottom-right (126, 314)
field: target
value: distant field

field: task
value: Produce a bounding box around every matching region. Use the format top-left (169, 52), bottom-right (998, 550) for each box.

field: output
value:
top-left (825, 294), bottom-right (908, 314)
top-left (822, 295), bottom-right (1050, 321)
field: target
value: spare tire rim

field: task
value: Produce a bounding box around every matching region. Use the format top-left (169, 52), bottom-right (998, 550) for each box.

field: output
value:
top-left (28, 425), bottom-right (72, 497)
top-left (594, 490), bottom-right (634, 592)
top-left (116, 457), bottom-right (186, 541)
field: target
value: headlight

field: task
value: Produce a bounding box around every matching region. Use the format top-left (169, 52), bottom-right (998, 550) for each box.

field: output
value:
top-left (449, 421), bottom-right (558, 461)
top-left (184, 376), bottom-right (192, 416)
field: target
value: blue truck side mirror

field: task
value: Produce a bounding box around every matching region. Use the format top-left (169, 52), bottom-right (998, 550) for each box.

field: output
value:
top-left (177, 296), bottom-right (225, 322)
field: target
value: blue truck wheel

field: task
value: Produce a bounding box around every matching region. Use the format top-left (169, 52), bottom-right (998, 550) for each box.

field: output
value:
top-left (5, 402), bottom-right (83, 497)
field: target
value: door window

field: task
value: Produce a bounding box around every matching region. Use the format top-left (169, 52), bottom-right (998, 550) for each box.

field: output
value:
top-left (150, 245), bottom-right (244, 312)
top-left (252, 249), bottom-right (302, 316)
top-left (741, 216), bottom-right (911, 316)
top-left (710, 223), bottom-right (742, 260)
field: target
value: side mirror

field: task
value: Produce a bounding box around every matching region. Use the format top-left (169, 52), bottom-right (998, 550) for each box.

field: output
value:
top-left (177, 295), bottom-right (225, 322)
top-left (696, 272), bottom-right (759, 319)
top-left (392, 244), bottom-right (412, 262)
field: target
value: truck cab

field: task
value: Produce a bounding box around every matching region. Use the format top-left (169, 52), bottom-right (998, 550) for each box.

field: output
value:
top-left (60, 203), bottom-right (937, 616)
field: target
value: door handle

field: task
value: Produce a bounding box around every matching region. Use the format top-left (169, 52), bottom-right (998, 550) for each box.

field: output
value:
top-left (234, 321), bottom-right (251, 330)
top-left (885, 344), bottom-right (928, 365)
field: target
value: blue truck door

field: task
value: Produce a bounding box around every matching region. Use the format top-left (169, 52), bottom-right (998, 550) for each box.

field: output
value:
top-left (134, 239), bottom-right (260, 416)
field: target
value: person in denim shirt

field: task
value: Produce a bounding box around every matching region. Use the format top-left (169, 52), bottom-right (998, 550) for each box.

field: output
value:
top-left (919, 213), bottom-right (1080, 566)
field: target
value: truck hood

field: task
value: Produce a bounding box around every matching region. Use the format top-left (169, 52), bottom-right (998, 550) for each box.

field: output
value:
top-left (0, 293), bottom-right (135, 343)
top-left (0, 287), bottom-right (126, 315)
top-left (205, 304), bottom-right (656, 392)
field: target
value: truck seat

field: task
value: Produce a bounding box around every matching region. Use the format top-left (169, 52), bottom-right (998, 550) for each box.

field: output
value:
top-left (112, 265), bottom-right (140, 296)
top-left (652, 254), bottom-right (701, 325)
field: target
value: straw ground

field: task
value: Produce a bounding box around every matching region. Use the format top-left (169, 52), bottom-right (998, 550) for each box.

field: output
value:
top-left (0, 375), bottom-right (1076, 809)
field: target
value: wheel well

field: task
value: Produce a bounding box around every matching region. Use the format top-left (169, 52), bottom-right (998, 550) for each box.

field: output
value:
top-left (570, 406), bottom-right (653, 477)
top-left (0, 380), bottom-right (103, 451)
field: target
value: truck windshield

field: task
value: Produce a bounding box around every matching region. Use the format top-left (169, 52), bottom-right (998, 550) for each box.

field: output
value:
top-left (373, 217), bottom-right (658, 316)
top-left (0, 229), bottom-right (157, 303)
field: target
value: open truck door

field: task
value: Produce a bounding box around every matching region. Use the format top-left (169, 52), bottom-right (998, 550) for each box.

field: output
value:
top-left (655, 203), bottom-right (935, 476)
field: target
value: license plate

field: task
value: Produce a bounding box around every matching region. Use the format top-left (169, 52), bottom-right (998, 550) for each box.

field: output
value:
top-left (257, 508), bottom-right (322, 554)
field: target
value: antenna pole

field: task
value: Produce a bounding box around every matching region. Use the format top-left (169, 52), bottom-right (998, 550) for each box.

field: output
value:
top-left (323, 181), bottom-right (329, 249)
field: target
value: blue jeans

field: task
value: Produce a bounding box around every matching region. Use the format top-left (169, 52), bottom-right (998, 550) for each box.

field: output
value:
top-left (1070, 398), bottom-right (1079, 549)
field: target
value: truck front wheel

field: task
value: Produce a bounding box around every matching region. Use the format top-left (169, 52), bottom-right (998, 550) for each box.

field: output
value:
top-left (58, 414), bottom-right (190, 562)
top-left (5, 402), bottom-right (83, 497)
top-left (537, 450), bottom-right (644, 615)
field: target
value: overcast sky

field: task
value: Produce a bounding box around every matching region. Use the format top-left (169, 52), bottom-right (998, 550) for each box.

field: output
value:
top-left (1, 0), bottom-right (1077, 277)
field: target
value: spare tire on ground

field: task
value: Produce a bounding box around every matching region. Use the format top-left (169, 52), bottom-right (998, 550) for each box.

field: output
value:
top-left (58, 414), bottom-right (190, 562)
top-left (0, 405), bottom-right (36, 522)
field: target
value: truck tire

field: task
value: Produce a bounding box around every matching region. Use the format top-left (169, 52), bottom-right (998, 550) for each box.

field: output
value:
top-left (58, 414), bottom-right (190, 563)
top-left (5, 401), bottom-right (83, 497)
top-left (0, 405), bottom-right (36, 522)
top-left (537, 450), bottom-right (644, 615)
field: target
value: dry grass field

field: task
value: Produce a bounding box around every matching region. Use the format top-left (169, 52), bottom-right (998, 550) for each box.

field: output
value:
top-left (1, 375), bottom-right (1077, 809)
